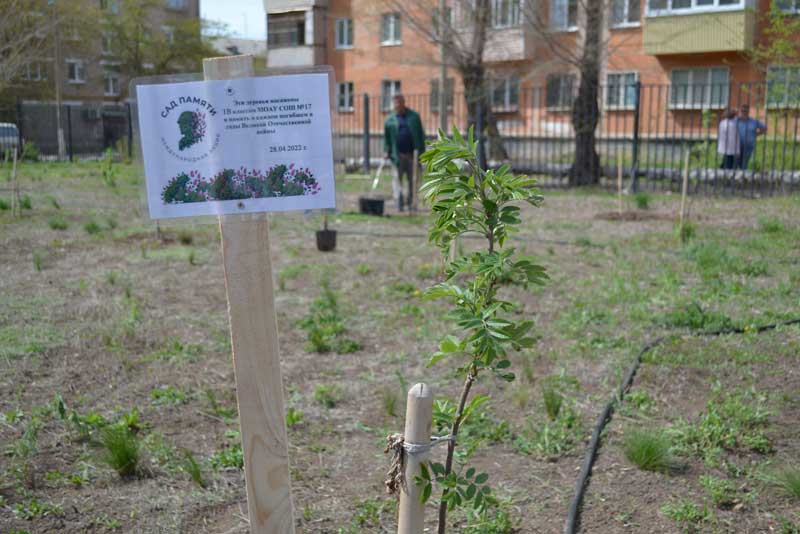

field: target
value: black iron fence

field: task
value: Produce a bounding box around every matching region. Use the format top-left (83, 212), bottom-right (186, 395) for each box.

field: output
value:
top-left (3, 82), bottom-right (799, 196)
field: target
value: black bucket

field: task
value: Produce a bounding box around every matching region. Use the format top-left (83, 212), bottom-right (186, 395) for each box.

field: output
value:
top-left (316, 229), bottom-right (337, 252)
top-left (358, 197), bottom-right (385, 216)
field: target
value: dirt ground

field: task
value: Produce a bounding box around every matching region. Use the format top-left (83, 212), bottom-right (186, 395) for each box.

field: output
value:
top-left (1, 162), bottom-right (798, 533)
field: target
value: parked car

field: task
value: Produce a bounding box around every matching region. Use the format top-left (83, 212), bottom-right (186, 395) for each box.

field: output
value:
top-left (0, 122), bottom-right (21, 156)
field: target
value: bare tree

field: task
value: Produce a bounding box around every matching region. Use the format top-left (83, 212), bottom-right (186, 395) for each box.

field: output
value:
top-left (381, 0), bottom-right (509, 163)
top-left (0, 1), bottom-right (56, 95)
top-left (524, 0), bottom-right (609, 185)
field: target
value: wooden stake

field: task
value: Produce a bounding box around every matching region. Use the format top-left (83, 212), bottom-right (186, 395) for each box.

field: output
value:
top-left (398, 383), bottom-right (434, 534)
top-left (616, 152), bottom-right (623, 217)
top-left (204, 55), bottom-right (295, 534)
top-left (679, 149), bottom-right (690, 232)
top-left (11, 147), bottom-right (18, 217)
top-left (411, 149), bottom-right (419, 214)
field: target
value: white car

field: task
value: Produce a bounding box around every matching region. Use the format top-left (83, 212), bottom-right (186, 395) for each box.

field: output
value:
top-left (0, 122), bottom-right (20, 156)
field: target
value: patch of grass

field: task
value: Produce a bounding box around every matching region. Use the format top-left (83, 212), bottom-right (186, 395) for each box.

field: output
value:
top-left (659, 302), bottom-right (735, 331)
top-left (278, 264), bottom-right (308, 289)
top-left (12, 497), bottom-right (63, 520)
top-left (98, 425), bottom-right (141, 478)
top-left (285, 407), bottom-right (304, 428)
top-left (48, 217), bottom-right (68, 230)
top-left (209, 441), bottom-right (243, 470)
top-left (356, 263), bottom-right (371, 275)
top-left (32, 252), bottom-right (43, 272)
top-left (388, 281), bottom-right (417, 296)
top-left (415, 262), bottom-right (438, 279)
top-left (180, 448), bottom-right (206, 488)
top-left (624, 429), bottom-right (674, 473)
top-left (380, 386), bottom-right (399, 417)
top-left (660, 499), bottom-right (714, 531)
top-left (301, 279), bottom-right (360, 354)
top-left (313, 383), bottom-right (344, 408)
top-left (685, 241), bottom-right (768, 278)
top-left (758, 217), bottom-right (784, 233)
top-left (177, 229), bottom-right (193, 245)
top-left (19, 195), bottom-right (32, 210)
top-left (84, 220), bottom-right (102, 235)
top-left (773, 466), bottom-right (800, 500)
top-left (462, 504), bottom-right (517, 534)
top-left (677, 221), bottom-right (696, 243)
top-left (142, 339), bottom-right (202, 363)
top-left (634, 192), bottom-right (651, 210)
top-left (699, 475), bottom-right (736, 509)
top-left (150, 385), bottom-right (188, 406)
top-left (0, 324), bottom-right (63, 359)
top-left (0, 197), bottom-right (9, 210)
top-left (672, 387), bottom-right (771, 464)
top-left (542, 385), bottom-right (563, 421)
top-left (513, 408), bottom-right (581, 459)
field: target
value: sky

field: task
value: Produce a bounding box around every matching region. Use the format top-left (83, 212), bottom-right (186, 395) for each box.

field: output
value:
top-left (201, 0), bottom-right (266, 40)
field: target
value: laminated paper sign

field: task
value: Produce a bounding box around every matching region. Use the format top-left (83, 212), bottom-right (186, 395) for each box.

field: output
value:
top-left (136, 73), bottom-right (335, 219)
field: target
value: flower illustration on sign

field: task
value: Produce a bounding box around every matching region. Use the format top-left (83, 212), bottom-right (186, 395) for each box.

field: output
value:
top-left (161, 165), bottom-right (321, 204)
top-left (177, 109), bottom-right (206, 151)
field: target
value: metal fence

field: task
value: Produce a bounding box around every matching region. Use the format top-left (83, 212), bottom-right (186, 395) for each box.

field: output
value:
top-left (3, 81), bottom-right (799, 196)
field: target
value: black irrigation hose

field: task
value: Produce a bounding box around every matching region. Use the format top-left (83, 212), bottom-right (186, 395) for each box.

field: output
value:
top-left (564, 317), bottom-right (800, 534)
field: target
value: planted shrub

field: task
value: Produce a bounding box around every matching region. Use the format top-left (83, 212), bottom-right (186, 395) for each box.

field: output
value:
top-left (301, 279), bottom-right (360, 354)
top-left (414, 128), bottom-right (547, 532)
top-left (48, 217), bottom-right (68, 230)
top-left (84, 220), bottom-right (102, 235)
top-left (634, 192), bottom-right (650, 210)
top-left (20, 195), bottom-right (32, 210)
top-left (99, 425), bottom-right (141, 478)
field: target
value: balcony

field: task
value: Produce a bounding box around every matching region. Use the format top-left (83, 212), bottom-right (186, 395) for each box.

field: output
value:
top-left (643, 10), bottom-right (755, 54)
top-left (483, 27), bottom-right (532, 63)
top-left (267, 46), bottom-right (324, 67)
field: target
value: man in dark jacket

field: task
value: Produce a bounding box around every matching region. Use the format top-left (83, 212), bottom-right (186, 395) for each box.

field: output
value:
top-left (384, 95), bottom-right (425, 211)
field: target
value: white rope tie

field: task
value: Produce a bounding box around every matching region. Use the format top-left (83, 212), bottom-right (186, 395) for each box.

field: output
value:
top-left (402, 434), bottom-right (455, 455)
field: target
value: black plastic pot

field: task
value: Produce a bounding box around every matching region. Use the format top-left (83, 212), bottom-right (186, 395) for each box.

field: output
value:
top-left (358, 197), bottom-right (385, 216)
top-left (316, 229), bottom-right (337, 252)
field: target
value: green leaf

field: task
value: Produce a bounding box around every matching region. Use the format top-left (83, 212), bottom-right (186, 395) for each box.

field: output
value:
top-left (421, 482), bottom-right (432, 504)
top-left (495, 359), bottom-right (511, 369)
top-left (475, 472), bottom-right (489, 484)
top-left (465, 467), bottom-right (475, 479)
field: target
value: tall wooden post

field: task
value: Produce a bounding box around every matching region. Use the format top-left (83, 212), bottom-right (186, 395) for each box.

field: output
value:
top-left (679, 149), bottom-right (690, 232)
top-left (397, 383), bottom-right (434, 534)
top-left (204, 55), bottom-right (295, 534)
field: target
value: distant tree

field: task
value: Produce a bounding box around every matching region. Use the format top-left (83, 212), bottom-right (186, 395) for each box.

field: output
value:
top-left (524, 0), bottom-right (607, 186)
top-left (749, 1), bottom-right (800, 106)
top-left (380, 0), bottom-right (509, 162)
top-left (101, 0), bottom-right (222, 80)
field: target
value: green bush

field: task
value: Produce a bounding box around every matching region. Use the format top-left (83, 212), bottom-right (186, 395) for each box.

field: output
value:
top-left (634, 192), bottom-right (650, 210)
top-left (21, 140), bottom-right (40, 161)
top-left (660, 302), bottom-right (735, 331)
top-left (313, 383), bottom-right (344, 408)
top-left (48, 217), bottom-right (68, 230)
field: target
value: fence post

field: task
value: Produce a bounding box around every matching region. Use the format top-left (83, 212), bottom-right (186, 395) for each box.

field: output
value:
top-left (66, 106), bottom-right (74, 162)
top-left (630, 81), bottom-right (642, 192)
top-left (398, 383), bottom-right (434, 534)
top-left (363, 93), bottom-right (370, 174)
top-left (15, 98), bottom-right (23, 154)
top-left (127, 103), bottom-right (134, 160)
top-left (476, 100), bottom-right (487, 170)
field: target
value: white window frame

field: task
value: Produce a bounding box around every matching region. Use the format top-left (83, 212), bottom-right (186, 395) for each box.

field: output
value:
top-left (766, 65), bottom-right (800, 108)
top-left (66, 59), bottom-right (86, 84)
top-left (610, 0), bottom-right (642, 27)
top-left (605, 71), bottom-right (639, 109)
top-left (550, 0), bottom-right (578, 31)
top-left (380, 13), bottom-right (402, 46)
top-left (492, 0), bottom-right (523, 28)
top-left (646, 0), bottom-right (747, 17)
top-left (104, 73), bottom-right (120, 97)
top-left (23, 62), bottom-right (46, 82)
top-left (335, 18), bottom-right (353, 49)
top-left (337, 82), bottom-right (354, 112)
top-left (546, 73), bottom-right (576, 110)
top-left (381, 80), bottom-right (402, 112)
top-left (669, 67), bottom-right (730, 109)
top-left (490, 76), bottom-right (521, 112)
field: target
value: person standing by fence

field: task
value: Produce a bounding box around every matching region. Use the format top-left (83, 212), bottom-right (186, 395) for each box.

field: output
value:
top-left (736, 104), bottom-right (766, 170)
top-left (384, 95), bottom-right (425, 211)
top-left (717, 108), bottom-right (740, 170)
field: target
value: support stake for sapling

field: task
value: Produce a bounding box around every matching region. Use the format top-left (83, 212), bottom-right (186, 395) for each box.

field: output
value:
top-left (397, 383), bottom-right (434, 534)
top-left (679, 148), bottom-right (690, 234)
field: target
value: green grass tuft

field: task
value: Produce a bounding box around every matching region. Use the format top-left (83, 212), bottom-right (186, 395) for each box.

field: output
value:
top-left (98, 425), bottom-right (141, 478)
top-left (624, 429), bottom-right (673, 473)
top-left (84, 220), bottom-right (102, 235)
top-left (774, 466), bottom-right (800, 500)
top-left (634, 192), bottom-right (650, 210)
top-left (48, 217), bottom-right (68, 230)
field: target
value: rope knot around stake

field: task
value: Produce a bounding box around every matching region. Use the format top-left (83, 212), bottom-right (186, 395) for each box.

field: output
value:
top-left (384, 433), bottom-right (455, 496)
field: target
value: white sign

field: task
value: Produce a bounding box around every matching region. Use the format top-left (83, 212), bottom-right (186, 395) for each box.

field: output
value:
top-left (136, 73), bottom-right (335, 219)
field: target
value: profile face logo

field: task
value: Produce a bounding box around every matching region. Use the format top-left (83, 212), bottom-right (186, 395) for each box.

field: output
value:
top-left (177, 109), bottom-right (206, 151)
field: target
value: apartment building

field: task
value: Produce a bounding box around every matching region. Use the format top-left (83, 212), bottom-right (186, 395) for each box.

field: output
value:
top-left (264, 0), bottom-right (797, 131)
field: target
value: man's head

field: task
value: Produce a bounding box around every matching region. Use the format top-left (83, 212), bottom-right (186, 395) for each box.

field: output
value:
top-left (726, 108), bottom-right (738, 120)
top-left (740, 104), bottom-right (750, 118)
top-left (393, 94), bottom-right (406, 115)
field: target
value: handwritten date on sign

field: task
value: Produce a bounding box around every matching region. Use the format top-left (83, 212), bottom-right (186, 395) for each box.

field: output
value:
top-left (269, 144), bottom-right (307, 153)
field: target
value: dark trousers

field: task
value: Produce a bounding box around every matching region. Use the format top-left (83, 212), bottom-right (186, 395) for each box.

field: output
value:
top-left (737, 145), bottom-right (755, 170)
top-left (720, 155), bottom-right (737, 170)
top-left (396, 152), bottom-right (417, 209)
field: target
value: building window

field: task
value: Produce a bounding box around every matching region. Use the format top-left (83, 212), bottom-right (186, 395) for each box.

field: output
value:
top-left (491, 76), bottom-right (520, 111)
top-left (381, 80), bottom-right (401, 111)
top-left (100, 0), bottom-right (120, 14)
top-left (611, 0), bottom-right (641, 25)
top-left (66, 59), bottom-right (86, 84)
top-left (546, 73), bottom-right (575, 109)
top-left (381, 13), bottom-right (401, 45)
top-left (101, 32), bottom-right (114, 54)
top-left (767, 65), bottom-right (800, 108)
top-left (335, 18), bottom-right (353, 48)
top-left (23, 62), bottom-right (46, 81)
top-left (669, 67), bottom-right (729, 108)
top-left (776, 0), bottom-right (800, 11)
top-left (104, 73), bottom-right (120, 96)
top-left (492, 0), bottom-right (522, 28)
top-left (166, 0), bottom-right (187, 10)
top-left (606, 72), bottom-right (638, 108)
top-left (430, 78), bottom-right (454, 113)
top-left (551, 0), bottom-right (578, 30)
top-left (337, 82), bottom-right (354, 111)
top-left (268, 12), bottom-right (306, 47)
top-left (647, 0), bottom-right (743, 15)
top-left (162, 25), bottom-right (175, 44)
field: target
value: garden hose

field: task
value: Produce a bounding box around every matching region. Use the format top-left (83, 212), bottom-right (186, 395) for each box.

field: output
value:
top-left (564, 318), bottom-right (800, 534)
